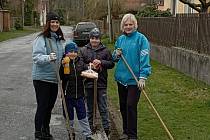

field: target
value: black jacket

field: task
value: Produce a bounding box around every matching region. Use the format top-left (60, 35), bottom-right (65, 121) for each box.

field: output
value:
top-left (79, 43), bottom-right (115, 89)
top-left (59, 56), bottom-right (88, 99)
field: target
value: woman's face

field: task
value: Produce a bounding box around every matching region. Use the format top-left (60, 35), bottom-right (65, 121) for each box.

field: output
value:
top-left (50, 20), bottom-right (60, 32)
top-left (123, 19), bottom-right (135, 34)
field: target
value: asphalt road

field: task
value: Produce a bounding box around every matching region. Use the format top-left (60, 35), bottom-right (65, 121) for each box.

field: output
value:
top-left (0, 26), bottom-right (77, 140)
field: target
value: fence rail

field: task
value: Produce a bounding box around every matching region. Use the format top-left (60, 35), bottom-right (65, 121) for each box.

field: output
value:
top-left (95, 13), bottom-right (210, 56)
top-left (138, 13), bottom-right (210, 55)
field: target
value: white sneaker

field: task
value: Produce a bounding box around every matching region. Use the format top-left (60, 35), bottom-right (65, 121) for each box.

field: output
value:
top-left (119, 133), bottom-right (128, 140)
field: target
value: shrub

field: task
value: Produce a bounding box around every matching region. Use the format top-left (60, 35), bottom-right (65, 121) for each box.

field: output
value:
top-left (14, 18), bottom-right (23, 30)
top-left (136, 5), bottom-right (172, 17)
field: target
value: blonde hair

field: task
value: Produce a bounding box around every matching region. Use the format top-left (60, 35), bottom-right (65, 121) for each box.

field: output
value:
top-left (120, 13), bottom-right (138, 32)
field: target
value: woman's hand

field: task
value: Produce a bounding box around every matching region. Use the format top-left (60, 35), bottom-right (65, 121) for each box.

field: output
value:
top-left (138, 79), bottom-right (145, 89)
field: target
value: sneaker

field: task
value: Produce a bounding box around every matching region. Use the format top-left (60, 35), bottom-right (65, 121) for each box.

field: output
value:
top-left (86, 135), bottom-right (95, 140)
top-left (119, 133), bottom-right (128, 140)
top-left (69, 132), bottom-right (75, 140)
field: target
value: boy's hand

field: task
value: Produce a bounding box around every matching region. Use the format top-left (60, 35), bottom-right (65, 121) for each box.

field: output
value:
top-left (115, 48), bottom-right (122, 57)
top-left (93, 59), bottom-right (101, 70)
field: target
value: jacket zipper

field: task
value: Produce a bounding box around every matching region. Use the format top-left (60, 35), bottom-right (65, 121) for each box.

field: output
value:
top-left (65, 81), bottom-right (69, 95)
top-left (73, 60), bottom-right (77, 98)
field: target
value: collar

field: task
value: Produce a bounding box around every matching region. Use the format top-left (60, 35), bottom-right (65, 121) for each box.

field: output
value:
top-left (86, 43), bottom-right (105, 51)
top-left (123, 30), bottom-right (137, 37)
top-left (50, 31), bottom-right (59, 40)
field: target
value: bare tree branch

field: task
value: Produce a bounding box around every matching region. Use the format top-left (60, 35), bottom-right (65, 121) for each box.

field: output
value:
top-left (199, 0), bottom-right (206, 6)
top-left (179, 0), bottom-right (201, 12)
top-left (207, 2), bottom-right (210, 7)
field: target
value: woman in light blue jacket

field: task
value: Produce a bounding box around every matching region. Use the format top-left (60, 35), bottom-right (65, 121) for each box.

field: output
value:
top-left (32, 12), bottom-right (64, 140)
top-left (112, 13), bottom-right (151, 140)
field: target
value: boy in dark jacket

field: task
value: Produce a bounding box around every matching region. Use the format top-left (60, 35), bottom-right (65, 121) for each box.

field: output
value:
top-left (59, 42), bottom-right (94, 140)
top-left (79, 28), bottom-right (115, 138)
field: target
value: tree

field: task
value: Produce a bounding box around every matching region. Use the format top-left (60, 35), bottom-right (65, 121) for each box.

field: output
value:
top-left (0, 0), bottom-right (3, 9)
top-left (24, 0), bottom-right (34, 26)
top-left (179, 0), bottom-right (210, 13)
top-left (136, 5), bottom-right (172, 17)
top-left (0, 0), bottom-right (8, 9)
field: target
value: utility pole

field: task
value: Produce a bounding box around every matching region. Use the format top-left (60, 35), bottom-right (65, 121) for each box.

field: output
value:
top-left (22, 0), bottom-right (25, 28)
top-left (107, 0), bottom-right (113, 42)
top-left (172, 0), bottom-right (176, 16)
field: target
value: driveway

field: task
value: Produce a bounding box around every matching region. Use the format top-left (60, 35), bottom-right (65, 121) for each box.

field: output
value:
top-left (0, 26), bottom-right (75, 140)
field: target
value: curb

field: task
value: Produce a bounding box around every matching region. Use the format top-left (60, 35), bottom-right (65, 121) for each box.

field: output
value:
top-left (108, 98), bottom-right (123, 139)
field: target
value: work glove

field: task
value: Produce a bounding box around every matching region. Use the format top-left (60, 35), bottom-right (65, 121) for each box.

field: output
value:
top-left (115, 48), bottom-right (122, 57)
top-left (138, 79), bottom-right (145, 89)
top-left (49, 52), bottom-right (57, 62)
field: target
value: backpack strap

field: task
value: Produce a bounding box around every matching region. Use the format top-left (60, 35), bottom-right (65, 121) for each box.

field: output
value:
top-left (44, 37), bottom-right (55, 53)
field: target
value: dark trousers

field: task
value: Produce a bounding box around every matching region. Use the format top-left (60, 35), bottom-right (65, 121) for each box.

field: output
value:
top-left (85, 88), bottom-right (110, 130)
top-left (117, 82), bottom-right (141, 139)
top-left (33, 80), bottom-right (58, 132)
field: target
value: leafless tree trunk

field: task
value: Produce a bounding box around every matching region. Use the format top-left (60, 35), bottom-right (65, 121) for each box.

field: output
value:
top-left (0, 0), bottom-right (3, 9)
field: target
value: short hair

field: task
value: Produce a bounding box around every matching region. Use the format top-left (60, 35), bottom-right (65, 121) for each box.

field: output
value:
top-left (120, 13), bottom-right (138, 32)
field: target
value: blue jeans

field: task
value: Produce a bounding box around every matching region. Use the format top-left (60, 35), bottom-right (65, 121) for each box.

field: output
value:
top-left (63, 97), bottom-right (92, 137)
top-left (85, 88), bottom-right (110, 130)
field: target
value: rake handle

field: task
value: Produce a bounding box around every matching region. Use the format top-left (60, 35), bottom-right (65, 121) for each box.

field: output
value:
top-left (53, 62), bottom-right (74, 140)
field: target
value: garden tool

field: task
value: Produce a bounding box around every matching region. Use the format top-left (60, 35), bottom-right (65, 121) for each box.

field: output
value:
top-left (47, 38), bottom-right (74, 140)
top-left (120, 52), bottom-right (174, 140)
top-left (81, 64), bottom-right (108, 140)
top-left (54, 62), bottom-right (75, 140)
top-left (81, 63), bottom-right (99, 132)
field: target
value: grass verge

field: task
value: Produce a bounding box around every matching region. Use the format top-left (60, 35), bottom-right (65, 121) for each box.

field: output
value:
top-left (0, 27), bottom-right (40, 42)
top-left (103, 38), bottom-right (210, 140)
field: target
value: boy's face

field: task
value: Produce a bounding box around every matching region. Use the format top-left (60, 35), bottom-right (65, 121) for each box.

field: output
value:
top-left (66, 51), bottom-right (78, 60)
top-left (90, 37), bottom-right (100, 48)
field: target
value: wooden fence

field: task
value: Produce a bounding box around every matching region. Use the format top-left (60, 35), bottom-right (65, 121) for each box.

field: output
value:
top-left (0, 10), bottom-right (10, 32)
top-left (138, 13), bottom-right (210, 55)
top-left (95, 13), bottom-right (210, 56)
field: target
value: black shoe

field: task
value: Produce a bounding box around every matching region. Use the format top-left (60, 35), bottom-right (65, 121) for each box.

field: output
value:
top-left (42, 128), bottom-right (53, 140)
top-left (104, 129), bottom-right (110, 139)
top-left (119, 133), bottom-right (128, 140)
top-left (42, 132), bottom-right (53, 139)
top-left (35, 131), bottom-right (42, 139)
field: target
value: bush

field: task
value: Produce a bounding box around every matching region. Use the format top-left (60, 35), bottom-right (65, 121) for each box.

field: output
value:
top-left (136, 5), bottom-right (172, 17)
top-left (14, 18), bottom-right (23, 30)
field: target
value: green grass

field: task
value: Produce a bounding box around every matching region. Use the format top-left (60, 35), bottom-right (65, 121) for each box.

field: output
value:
top-left (103, 39), bottom-right (210, 140)
top-left (0, 27), bottom-right (40, 42)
